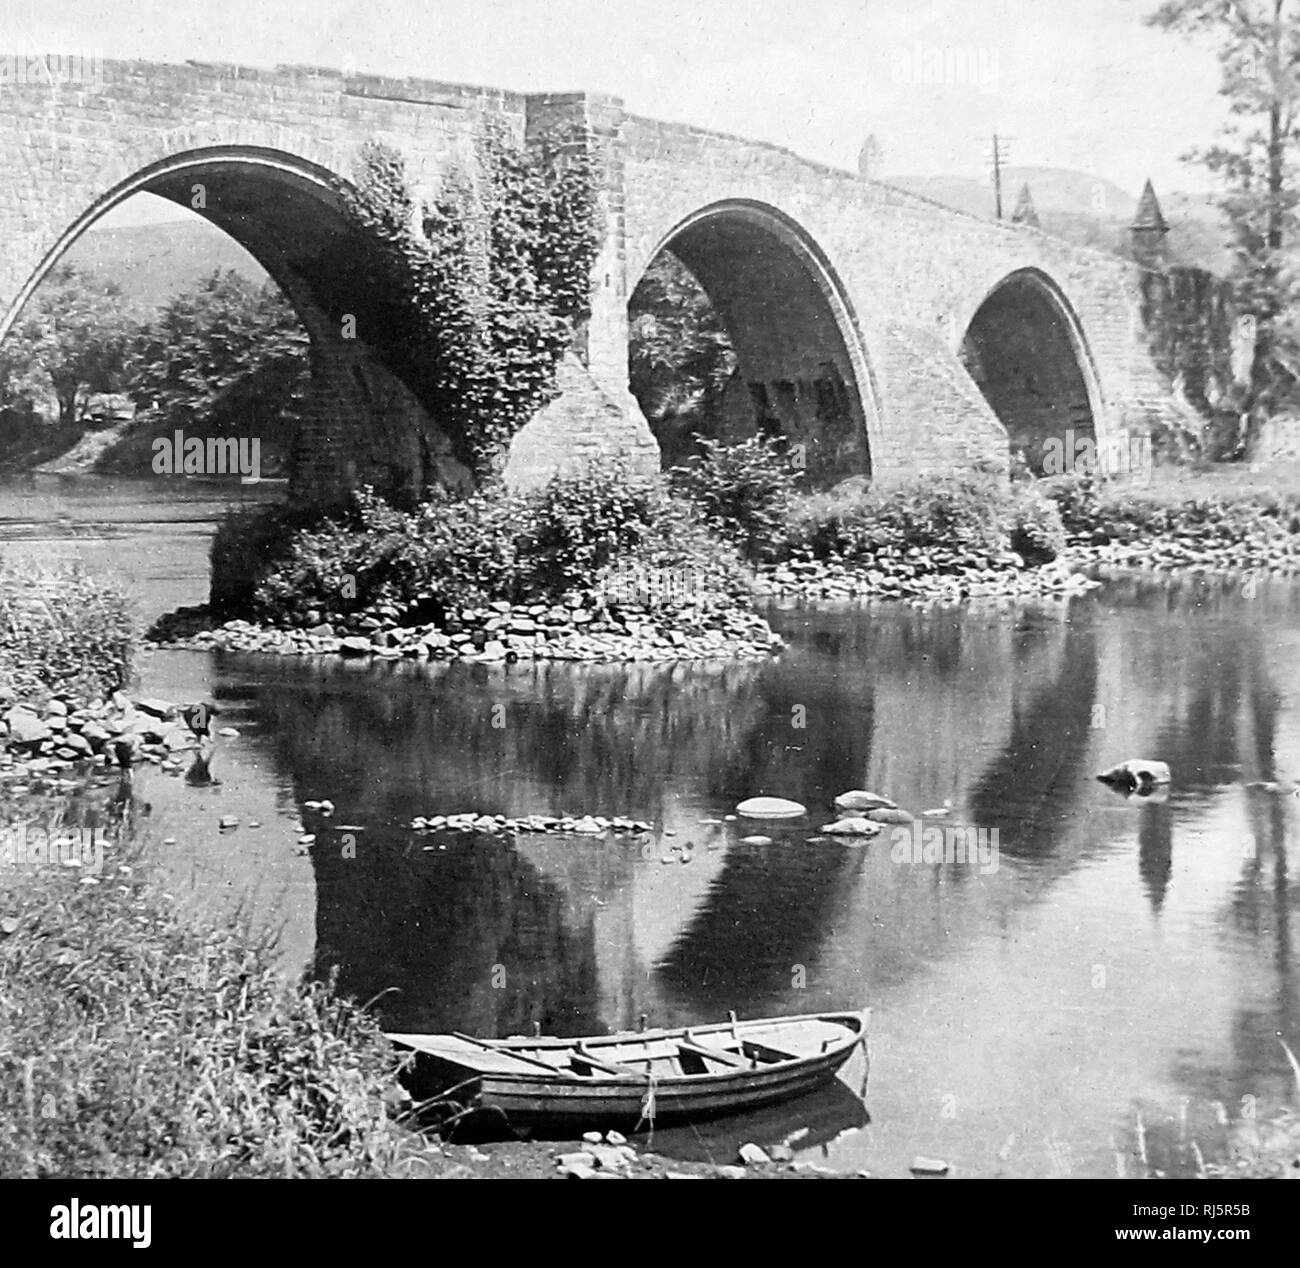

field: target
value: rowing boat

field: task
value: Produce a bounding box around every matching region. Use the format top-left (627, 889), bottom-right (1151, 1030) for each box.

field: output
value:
top-left (387, 1009), bottom-right (868, 1131)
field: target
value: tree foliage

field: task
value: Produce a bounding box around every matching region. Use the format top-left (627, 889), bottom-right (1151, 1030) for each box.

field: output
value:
top-left (1149, 0), bottom-right (1300, 456)
top-left (0, 264), bottom-right (138, 425)
top-left (336, 132), bottom-right (602, 483)
top-left (628, 252), bottom-right (736, 437)
top-left (129, 269), bottom-right (309, 428)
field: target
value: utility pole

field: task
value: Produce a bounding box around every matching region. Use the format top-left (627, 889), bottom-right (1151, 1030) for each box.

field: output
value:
top-left (987, 134), bottom-right (1012, 219)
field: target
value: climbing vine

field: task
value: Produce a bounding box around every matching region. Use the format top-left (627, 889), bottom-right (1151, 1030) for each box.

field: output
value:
top-left (336, 128), bottom-right (602, 483)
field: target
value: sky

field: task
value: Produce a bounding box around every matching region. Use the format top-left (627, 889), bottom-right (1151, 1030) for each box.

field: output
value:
top-left (2, 0), bottom-right (1232, 223)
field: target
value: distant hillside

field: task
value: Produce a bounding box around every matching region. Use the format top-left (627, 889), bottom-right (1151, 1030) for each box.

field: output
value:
top-left (63, 217), bottom-right (268, 318)
top-left (889, 166), bottom-right (1233, 275)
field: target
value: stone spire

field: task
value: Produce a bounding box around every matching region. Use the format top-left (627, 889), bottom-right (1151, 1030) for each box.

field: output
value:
top-left (1010, 182), bottom-right (1040, 228)
top-left (1130, 179), bottom-right (1170, 269)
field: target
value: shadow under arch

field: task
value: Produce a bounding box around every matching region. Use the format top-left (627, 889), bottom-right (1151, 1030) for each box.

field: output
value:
top-left (960, 266), bottom-right (1104, 474)
top-left (632, 198), bottom-right (882, 484)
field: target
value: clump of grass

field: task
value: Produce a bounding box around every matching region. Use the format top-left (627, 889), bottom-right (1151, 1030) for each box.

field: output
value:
top-left (0, 855), bottom-right (431, 1178)
top-left (0, 560), bottom-right (136, 703)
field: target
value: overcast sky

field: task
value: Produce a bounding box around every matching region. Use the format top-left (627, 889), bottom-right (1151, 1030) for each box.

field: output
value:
top-left (5, 0), bottom-right (1231, 218)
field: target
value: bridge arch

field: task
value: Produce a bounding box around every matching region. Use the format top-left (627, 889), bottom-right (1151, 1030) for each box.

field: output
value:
top-left (630, 199), bottom-right (882, 483)
top-left (1, 143), bottom-right (458, 504)
top-left (958, 266), bottom-right (1102, 475)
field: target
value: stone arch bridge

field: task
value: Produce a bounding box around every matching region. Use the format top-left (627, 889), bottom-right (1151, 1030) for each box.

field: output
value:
top-left (0, 59), bottom-right (1174, 503)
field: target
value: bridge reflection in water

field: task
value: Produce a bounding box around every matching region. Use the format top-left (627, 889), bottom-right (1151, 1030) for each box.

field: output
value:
top-left (177, 577), bottom-right (1300, 1174)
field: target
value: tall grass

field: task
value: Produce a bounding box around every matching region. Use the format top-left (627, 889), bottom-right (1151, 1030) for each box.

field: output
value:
top-left (0, 854), bottom-right (431, 1178)
top-left (0, 561), bottom-right (135, 702)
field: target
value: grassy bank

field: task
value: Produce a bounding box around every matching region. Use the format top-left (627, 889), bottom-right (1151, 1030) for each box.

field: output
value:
top-left (0, 851), bottom-right (435, 1178)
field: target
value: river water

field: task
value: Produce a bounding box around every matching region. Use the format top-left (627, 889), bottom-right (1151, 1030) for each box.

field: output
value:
top-left (4, 472), bottom-right (1299, 1178)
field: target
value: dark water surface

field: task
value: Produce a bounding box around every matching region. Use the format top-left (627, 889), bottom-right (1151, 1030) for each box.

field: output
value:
top-left (4, 474), bottom-right (1299, 1177)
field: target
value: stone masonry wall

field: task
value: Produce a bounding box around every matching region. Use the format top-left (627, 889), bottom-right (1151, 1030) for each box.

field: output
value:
top-left (0, 58), bottom-right (1176, 499)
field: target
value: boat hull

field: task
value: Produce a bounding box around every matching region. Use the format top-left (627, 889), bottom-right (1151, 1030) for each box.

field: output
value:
top-left (390, 1010), bottom-right (868, 1131)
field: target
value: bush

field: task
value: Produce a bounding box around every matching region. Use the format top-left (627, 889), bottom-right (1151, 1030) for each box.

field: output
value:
top-left (513, 461), bottom-right (672, 596)
top-left (784, 472), bottom-right (1015, 564)
top-left (1041, 472), bottom-right (1300, 546)
top-left (238, 465), bottom-right (743, 629)
top-left (0, 562), bottom-right (135, 701)
top-left (0, 859), bottom-right (422, 1178)
top-left (1009, 486), bottom-right (1067, 564)
top-left (669, 434), bottom-right (803, 562)
top-left (210, 502), bottom-right (315, 615)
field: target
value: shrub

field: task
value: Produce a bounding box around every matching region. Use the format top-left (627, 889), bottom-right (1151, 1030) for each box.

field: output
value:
top-left (0, 858), bottom-right (423, 1178)
top-left (210, 502), bottom-right (315, 615)
top-left (514, 461), bottom-right (672, 596)
top-left (1009, 486), bottom-right (1067, 564)
top-left (669, 434), bottom-right (802, 562)
top-left (0, 562), bottom-right (135, 701)
top-left (784, 472), bottom-right (1015, 564)
top-left (239, 466), bottom-right (742, 628)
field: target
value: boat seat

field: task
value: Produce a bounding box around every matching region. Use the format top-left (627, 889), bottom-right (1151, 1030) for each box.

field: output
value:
top-left (570, 1046), bottom-right (642, 1078)
top-left (678, 1041), bottom-right (750, 1069)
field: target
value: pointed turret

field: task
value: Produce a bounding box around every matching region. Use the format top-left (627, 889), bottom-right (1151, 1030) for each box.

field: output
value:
top-left (1130, 179), bottom-right (1170, 269)
top-left (1010, 183), bottom-right (1040, 229)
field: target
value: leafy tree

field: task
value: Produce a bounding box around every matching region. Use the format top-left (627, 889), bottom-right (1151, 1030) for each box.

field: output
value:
top-left (1148, 0), bottom-right (1300, 457)
top-left (130, 269), bottom-right (309, 427)
top-left (335, 133), bottom-right (601, 483)
top-left (0, 264), bottom-right (138, 425)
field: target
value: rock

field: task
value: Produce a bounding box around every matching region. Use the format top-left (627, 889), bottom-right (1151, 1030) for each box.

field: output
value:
top-left (571, 816), bottom-right (604, 835)
top-left (5, 709), bottom-right (50, 746)
top-left (768, 1143), bottom-right (795, 1162)
top-left (0, 915), bottom-right (19, 936)
top-left (821, 818), bottom-right (883, 837)
top-left (219, 815), bottom-right (239, 829)
top-left (865, 807), bottom-right (914, 824)
top-left (604, 1130), bottom-right (628, 1146)
top-left (716, 1165), bottom-right (746, 1179)
top-left (736, 796), bottom-right (805, 819)
top-left (1097, 759), bottom-right (1171, 791)
top-left (217, 726), bottom-right (240, 738)
top-left (737, 1143), bottom-right (771, 1166)
top-left (581, 1131), bottom-right (603, 1144)
top-left (43, 699), bottom-right (68, 717)
top-left (339, 636), bottom-right (373, 656)
top-left (556, 1150), bottom-right (596, 1170)
top-left (133, 697), bottom-right (176, 719)
top-left (740, 835), bottom-right (773, 845)
top-left (834, 789), bottom-right (896, 812)
top-left (562, 1163), bottom-right (598, 1179)
top-left (910, 1156), bottom-right (951, 1176)
top-left (587, 1143), bottom-right (631, 1171)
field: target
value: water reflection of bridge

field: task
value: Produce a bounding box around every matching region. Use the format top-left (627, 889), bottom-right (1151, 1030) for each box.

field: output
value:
top-left (257, 582), bottom-right (1300, 1062)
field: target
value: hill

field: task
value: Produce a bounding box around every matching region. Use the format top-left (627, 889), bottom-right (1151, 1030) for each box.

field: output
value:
top-left (888, 166), bottom-right (1232, 275)
top-left (62, 216), bottom-right (268, 318)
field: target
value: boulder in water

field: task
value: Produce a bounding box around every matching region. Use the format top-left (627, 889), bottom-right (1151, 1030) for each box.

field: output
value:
top-left (1097, 759), bottom-right (1170, 791)
top-left (736, 796), bottom-right (806, 819)
top-left (833, 790), bottom-right (896, 812)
